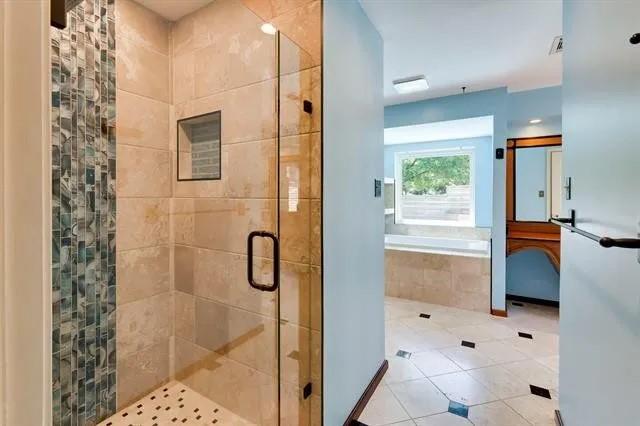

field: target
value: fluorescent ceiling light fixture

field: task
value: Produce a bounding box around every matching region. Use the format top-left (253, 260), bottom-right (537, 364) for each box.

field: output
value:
top-left (261, 23), bottom-right (277, 35)
top-left (529, 118), bottom-right (542, 124)
top-left (393, 75), bottom-right (429, 94)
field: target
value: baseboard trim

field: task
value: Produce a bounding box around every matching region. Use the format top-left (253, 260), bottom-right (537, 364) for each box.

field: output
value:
top-left (555, 409), bottom-right (564, 426)
top-left (344, 360), bottom-right (389, 425)
top-left (507, 294), bottom-right (560, 308)
top-left (491, 308), bottom-right (508, 317)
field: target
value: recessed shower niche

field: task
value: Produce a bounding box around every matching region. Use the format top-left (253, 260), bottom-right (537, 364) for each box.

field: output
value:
top-left (177, 111), bottom-right (222, 181)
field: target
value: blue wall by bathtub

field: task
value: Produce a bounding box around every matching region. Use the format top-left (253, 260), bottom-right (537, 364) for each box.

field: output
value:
top-left (506, 250), bottom-right (559, 302)
top-left (384, 136), bottom-right (493, 227)
top-left (384, 86), bottom-right (563, 310)
top-left (385, 87), bottom-right (508, 310)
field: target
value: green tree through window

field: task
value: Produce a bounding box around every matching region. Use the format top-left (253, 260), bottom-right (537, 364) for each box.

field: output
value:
top-left (401, 154), bottom-right (470, 195)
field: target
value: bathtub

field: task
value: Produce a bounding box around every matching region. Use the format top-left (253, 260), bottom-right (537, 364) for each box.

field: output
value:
top-left (384, 234), bottom-right (490, 258)
top-left (385, 234), bottom-right (491, 312)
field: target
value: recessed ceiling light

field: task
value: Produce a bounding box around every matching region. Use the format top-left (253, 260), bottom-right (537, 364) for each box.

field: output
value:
top-left (393, 75), bottom-right (429, 94)
top-left (529, 118), bottom-right (542, 124)
top-left (261, 23), bottom-right (277, 35)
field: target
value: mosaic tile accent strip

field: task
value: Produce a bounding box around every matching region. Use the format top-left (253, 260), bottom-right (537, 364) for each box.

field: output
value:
top-left (51, 0), bottom-right (116, 424)
top-left (97, 382), bottom-right (254, 426)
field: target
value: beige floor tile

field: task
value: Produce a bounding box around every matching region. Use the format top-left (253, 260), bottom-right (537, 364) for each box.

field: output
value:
top-left (467, 401), bottom-right (530, 426)
top-left (501, 360), bottom-right (558, 390)
top-left (385, 357), bottom-right (425, 384)
top-left (413, 412), bottom-right (472, 425)
top-left (410, 350), bottom-right (462, 377)
top-left (386, 421), bottom-right (417, 426)
top-left (414, 329), bottom-right (461, 350)
top-left (388, 378), bottom-right (450, 418)
top-left (446, 323), bottom-right (516, 343)
top-left (439, 346), bottom-right (496, 370)
top-left (474, 341), bottom-right (528, 364)
top-left (467, 365), bottom-right (531, 399)
top-left (535, 355), bottom-right (559, 373)
top-left (358, 385), bottom-right (411, 426)
top-left (429, 372), bottom-right (499, 406)
top-left (504, 332), bottom-right (559, 358)
top-left (504, 394), bottom-right (559, 425)
top-left (400, 315), bottom-right (446, 332)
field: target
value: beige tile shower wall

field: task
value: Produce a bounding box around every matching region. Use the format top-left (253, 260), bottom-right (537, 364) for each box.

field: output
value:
top-left (385, 249), bottom-right (491, 313)
top-left (169, 0), bottom-right (322, 424)
top-left (115, 0), bottom-right (172, 409)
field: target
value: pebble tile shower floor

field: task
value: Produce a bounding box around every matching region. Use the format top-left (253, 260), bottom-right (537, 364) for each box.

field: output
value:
top-left (98, 381), bottom-right (254, 425)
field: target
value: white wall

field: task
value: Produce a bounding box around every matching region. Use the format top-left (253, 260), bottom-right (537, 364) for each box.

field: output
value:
top-left (323, 1), bottom-right (385, 423)
top-left (1, 1), bottom-right (51, 424)
top-left (560, 1), bottom-right (640, 424)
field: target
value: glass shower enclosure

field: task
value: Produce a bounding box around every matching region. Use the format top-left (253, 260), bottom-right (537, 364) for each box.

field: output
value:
top-left (50, 0), bottom-right (321, 424)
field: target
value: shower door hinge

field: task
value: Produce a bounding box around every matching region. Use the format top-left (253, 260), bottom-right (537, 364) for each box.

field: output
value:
top-left (303, 100), bottom-right (313, 114)
top-left (303, 382), bottom-right (312, 399)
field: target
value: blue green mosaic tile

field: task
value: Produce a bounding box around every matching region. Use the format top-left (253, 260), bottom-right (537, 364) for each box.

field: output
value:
top-left (51, 1), bottom-right (115, 424)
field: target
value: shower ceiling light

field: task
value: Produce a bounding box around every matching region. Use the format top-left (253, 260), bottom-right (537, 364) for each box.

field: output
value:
top-left (529, 118), bottom-right (542, 124)
top-left (261, 23), bottom-right (277, 35)
top-left (393, 75), bottom-right (429, 94)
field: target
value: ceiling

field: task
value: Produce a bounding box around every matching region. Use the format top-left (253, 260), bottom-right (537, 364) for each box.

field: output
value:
top-left (359, 0), bottom-right (562, 105)
top-left (134, 0), bottom-right (214, 21)
top-left (385, 116), bottom-right (493, 145)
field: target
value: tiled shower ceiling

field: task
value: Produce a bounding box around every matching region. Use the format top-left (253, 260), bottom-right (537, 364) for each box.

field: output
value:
top-left (51, 0), bottom-right (117, 423)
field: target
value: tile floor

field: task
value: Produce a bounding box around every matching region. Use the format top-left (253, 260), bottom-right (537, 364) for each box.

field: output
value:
top-left (98, 381), bottom-right (254, 425)
top-left (359, 297), bottom-right (560, 426)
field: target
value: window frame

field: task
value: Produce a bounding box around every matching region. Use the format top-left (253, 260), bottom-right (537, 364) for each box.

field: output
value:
top-left (394, 147), bottom-right (476, 227)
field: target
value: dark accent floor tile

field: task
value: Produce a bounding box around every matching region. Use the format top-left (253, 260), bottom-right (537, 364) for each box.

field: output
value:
top-left (530, 385), bottom-right (552, 399)
top-left (448, 400), bottom-right (469, 418)
top-left (518, 332), bottom-right (534, 339)
top-left (512, 302), bottom-right (524, 307)
top-left (461, 340), bottom-right (476, 349)
top-left (419, 313), bottom-right (431, 319)
top-left (396, 349), bottom-right (412, 359)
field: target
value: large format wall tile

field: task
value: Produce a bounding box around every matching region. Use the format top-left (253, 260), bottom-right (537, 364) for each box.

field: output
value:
top-left (117, 245), bottom-right (170, 305)
top-left (116, 144), bottom-right (171, 197)
top-left (195, 297), bottom-right (278, 375)
top-left (116, 35), bottom-right (170, 103)
top-left (116, 339), bottom-right (171, 408)
top-left (115, 0), bottom-right (170, 55)
top-left (50, 0), bottom-right (117, 423)
top-left (116, 89), bottom-right (169, 150)
top-left (176, 78), bottom-right (277, 145)
top-left (117, 198), bottom-right (169, 250)
top-left (116, 292), bottom-right (172, 358)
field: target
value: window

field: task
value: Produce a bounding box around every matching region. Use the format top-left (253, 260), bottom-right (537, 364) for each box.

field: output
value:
top-left (394, 148), bottom-right (475, 226)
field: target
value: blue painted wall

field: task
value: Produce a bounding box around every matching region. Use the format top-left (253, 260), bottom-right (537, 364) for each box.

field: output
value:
top-left (384, 86), bottom-right (563, 310)
top-left (385, 88), bottom-right (508, 310)
top-left (323, 1), bottom-right (385, 424)
top-left (506, 250), bottom-right (559, 301)
top-left (508, 86), bottom-right (562, 138)
top-left (384, 137), bottom-right (493, 227)
top-left (560, 2), bottom-right (640, 424)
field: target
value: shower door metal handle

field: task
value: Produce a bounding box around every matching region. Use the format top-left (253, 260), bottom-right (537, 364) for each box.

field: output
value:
top-left (247, 230), bottom-right (280, 292)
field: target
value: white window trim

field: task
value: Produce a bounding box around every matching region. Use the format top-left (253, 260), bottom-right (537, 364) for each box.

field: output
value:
top-left (394, 147), bottom-right (476, 227)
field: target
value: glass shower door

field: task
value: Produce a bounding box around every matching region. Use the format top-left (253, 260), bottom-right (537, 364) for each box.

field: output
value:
top-left (170, 13), bottom-right (281, 425)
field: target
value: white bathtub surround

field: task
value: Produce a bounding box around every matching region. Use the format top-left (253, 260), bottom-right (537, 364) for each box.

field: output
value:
top-left (385, 239), bottom-right (491, 312)
top-left (385, 234), bottom-right (490, 258)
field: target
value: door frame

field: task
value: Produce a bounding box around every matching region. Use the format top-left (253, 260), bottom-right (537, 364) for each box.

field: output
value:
top-left (1, 1), bottom-right (52, 424)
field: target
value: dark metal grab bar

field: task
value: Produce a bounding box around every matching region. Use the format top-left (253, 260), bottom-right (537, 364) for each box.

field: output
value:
top-left (550, 209), bottom-right (640, 249)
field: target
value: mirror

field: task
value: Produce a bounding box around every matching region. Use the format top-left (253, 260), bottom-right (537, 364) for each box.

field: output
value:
top-left (177, 111), bottom-right (222, 181)
top-left (515, 145), bottom-right (563, 221)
